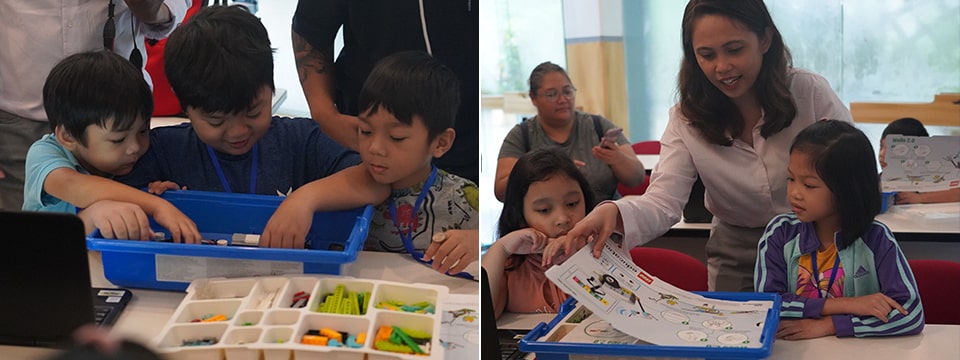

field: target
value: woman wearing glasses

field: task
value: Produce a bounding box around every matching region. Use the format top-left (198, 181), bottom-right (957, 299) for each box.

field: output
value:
top-left (495, 62), bottom-right (646, 203)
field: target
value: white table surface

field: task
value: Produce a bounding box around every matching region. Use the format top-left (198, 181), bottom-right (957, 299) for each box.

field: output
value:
top-left (1, 250), bottom-right (478, 359)
top-left (667, 203), bottom-right (960, 235)
top-left (636, 154), bottom-right (660, 171)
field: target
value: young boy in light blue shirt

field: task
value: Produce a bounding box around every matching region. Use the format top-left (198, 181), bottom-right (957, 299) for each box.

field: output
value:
top-left (23, 50), bottom-right (199, 243)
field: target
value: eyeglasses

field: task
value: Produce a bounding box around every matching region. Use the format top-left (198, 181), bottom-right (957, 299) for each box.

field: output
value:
top-left (538, 87), bottom-right (577, 101)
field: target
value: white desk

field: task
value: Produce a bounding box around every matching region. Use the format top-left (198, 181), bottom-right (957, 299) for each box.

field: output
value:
top-left (769, 324), bottom-right (959, 359)
top-left (663, 202), bottom-right (960, 242)
top-left (876, 202), bottom-right (960, 241)
top-left (636, 154), bottom-right (660, 171)
top-left (497, 313), bottom-right (959, 359)
top-left (2, 251), bottom-right (478, 360)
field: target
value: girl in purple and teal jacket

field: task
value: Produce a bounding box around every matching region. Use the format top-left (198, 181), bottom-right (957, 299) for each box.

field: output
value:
top-left (755, 120), bottom-right (924, 340)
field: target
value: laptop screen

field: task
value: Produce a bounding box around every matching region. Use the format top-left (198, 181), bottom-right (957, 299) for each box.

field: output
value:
top-left (0, 211), bottom-right (95, 347)
top-left (481, 267), bottom-right (501, 356)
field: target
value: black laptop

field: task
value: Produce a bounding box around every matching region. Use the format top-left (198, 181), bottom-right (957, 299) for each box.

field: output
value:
top-left (0, 211), bottom-right (131, 348)
top-left (481, 267), bottom-right (530, 360)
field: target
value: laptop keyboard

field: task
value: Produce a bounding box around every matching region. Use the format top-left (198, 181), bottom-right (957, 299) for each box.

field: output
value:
top-left (94, 306), bottom-right (112, 326)
top-left (498, 329), bottom-right (529, 360)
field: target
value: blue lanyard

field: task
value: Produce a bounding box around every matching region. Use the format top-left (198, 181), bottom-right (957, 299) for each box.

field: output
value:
top-left (810, 250), bottom-right (841, 299)
top-left (205, 144), bottom-right (258, 194)
top-left (389, 166), bottom-right (474, 280)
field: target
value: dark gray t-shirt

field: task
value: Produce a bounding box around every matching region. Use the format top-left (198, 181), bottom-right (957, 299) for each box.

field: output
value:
top-left (498, 111), bottom-right (628, 202)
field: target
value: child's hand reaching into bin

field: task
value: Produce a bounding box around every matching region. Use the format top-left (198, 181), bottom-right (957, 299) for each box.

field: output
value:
top-left (79, 200), bottom-right (153, 240)
top-left (260, 194), bottom-right (313, 249)
top-left (151, 202), bottom-right (201, 244)
top-left (147, 180), bottom-right (186, 195)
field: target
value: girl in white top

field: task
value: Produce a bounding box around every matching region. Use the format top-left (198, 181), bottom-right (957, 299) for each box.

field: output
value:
top-left (544, 0), bottom-right (852, 292)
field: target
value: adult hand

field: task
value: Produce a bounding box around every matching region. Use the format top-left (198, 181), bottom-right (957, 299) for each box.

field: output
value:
top-left (542, 202), bottom-right (621, 266)
top-left (152, 202), bottom-right (200, 244)
top-left (423, 229), bottom-right (479, 275)
top-left (541, 234), bottom-right (583, 267)
top-left (147, 181), bottom-right (186, 195)
top-left (590, 144), bottom-right (621, 165)
top-left (0, 168), bottom-right (5, 179)
top-left (78, 200), bottom-right (152, 240)
top-left (776, 317), bottom-right (835, 340)
top-left (124, 0), bottom-right (171, 24)
top-left (260, 196), bottom-right (313, 249)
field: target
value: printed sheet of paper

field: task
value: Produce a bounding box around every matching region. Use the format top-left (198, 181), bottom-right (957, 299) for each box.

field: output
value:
top-left (439, 294), bottom-right (479, 360)
top-left (545, 243), bottom-right (772, 348)
top-left (881, 135), bottom-right (960, 192)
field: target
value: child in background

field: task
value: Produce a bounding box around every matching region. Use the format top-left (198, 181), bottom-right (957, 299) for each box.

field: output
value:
top-left (268, 51), bottom-right (479, 275)
top-left (482, 148), bottom-right (595, 319)
top-left (879, 117), bottom-right (960, 204)
top-left (23, 50), bottom-right (199, 243)
top-left (755, 120), bottom-right (924, 339)
top-left (114, 6), bottom-right (390, 248)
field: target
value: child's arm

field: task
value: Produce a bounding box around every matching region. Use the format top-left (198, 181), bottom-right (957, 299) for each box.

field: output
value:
top-left (776, 317), bottom-right (836, 340)
top-left (480, 228), bottom-right (550, 320)
top-left (43, 168), bottom-right (200, 243)
top-left (895, 188), bottom-right (960, 204)
top-left (820, 225), bottom-right (925, 338)
top-left (77, 200), bottom-right (151, 239)
top-left (755, 215), bottom-right (828, 319)
top-left (260, 164), bottom-right (391, 248)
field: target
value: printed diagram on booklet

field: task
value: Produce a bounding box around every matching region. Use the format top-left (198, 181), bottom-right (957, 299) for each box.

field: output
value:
top-left (545, 242), bottom-right (772, 348)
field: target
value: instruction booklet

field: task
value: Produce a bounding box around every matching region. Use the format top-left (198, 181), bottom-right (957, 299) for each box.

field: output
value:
top-left (881, 135), bottom-right (960, 192)
top-left (545, 243), bottom-right (773, 348)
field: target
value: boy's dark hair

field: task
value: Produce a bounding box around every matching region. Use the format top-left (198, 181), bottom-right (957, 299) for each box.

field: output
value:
top-left (498, 147), bottom-right (596, 239)
top-left (42, 50), bottom-right (152, 144)
top-left (790, 120), bottom-right (880, 249)
top-left (357, 51), bottom-right (460, 141)
top-left (164, 5), bottom-right (275, 115)
top-left (882, 117), bottom-right (929, 139)
top-left (678, 0), bottom-right (795, 146)
top-left (527, 61), bottom-right (572, 99)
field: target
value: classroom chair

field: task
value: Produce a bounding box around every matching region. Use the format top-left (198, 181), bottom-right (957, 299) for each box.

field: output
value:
top-left (629, 246), bottom-right (708, 292)
top-left (908, 259), bottom-right (960, 325)
top-left (618, 141), bottom-right (661, 197)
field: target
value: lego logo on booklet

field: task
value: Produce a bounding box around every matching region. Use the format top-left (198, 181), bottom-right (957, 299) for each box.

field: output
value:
top-left (637, 272), bottom-right (653, 284)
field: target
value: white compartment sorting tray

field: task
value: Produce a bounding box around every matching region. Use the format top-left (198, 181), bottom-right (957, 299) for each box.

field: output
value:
top-left (155, 275), bottom-right (449, 360)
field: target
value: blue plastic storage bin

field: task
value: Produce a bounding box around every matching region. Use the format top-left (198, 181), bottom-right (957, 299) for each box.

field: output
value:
top-left (520, 292), bottom-right (781, 360)
top-left (880, 191), bottom-right (896, 213)
top-left (86, 190), bottom-right (373, 291)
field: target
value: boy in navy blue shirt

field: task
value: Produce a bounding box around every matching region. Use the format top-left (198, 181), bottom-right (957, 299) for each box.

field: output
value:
top-left (118, 6), bottom-right (389, 248)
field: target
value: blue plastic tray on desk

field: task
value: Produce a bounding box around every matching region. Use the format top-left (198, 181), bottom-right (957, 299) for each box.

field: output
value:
top-left (520, 292), bottom-right (781, 360)
top-left (86, 190), bottom-right (373, 291)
